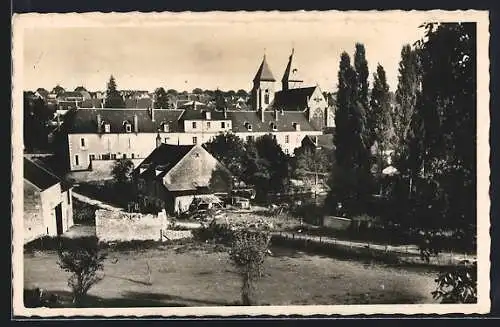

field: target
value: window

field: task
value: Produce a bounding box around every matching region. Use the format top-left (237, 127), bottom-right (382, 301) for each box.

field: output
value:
top-left (74, 155), bottom-right (79, 166)
top-left (131, 154), bottom-right (135, 159)
top-left (227, 122), bottom-right (231, 128)
top-left (104, 123), bottom-right (111, 133)
top-left (264, 89), bottom-right (269, 104)
top-left (246, 135), bottom-right (253, 143)
top-left (192, 121), bottom-right (197, 129)
top-left (102, 154), bottom-right (110, 160)
top-left (111, 154), bottom-right (117, 160)
top-left (80, 138), bottom-right (86, 148)
top-left (163, 123), bottom-right (170, 132)
top-left (285, 135), bottom-right (289, 143)
top-left (164, 138), bottom-right (168, 143)
top-left (273, 134), bottom-right (277, 141)
top-left (123, 154), bottom-right (127, 159)
top-left (89, 154), bottom-right (96, 161)
top-left (221, 122), bottom-right (225, 129)
top-left (207, 122), bottom-right (211, 129)
top-left (192, 136), bottom-right (198, 144)
top-left (125, 123), bottom-right (132, 133)
top-left (285, 148), bottom-right (289, 155)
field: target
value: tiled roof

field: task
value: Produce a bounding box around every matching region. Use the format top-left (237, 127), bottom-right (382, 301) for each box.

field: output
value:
top-left (227, 110), bottom-right (318, 133)
top-left (253, 56), bottom-right (276, 82)
top-left (24, 157), bottom-right (71, 191)
top-left (80, 99), bottom-right (104, 108)
top-left (64, 108), bottom-right (184, 134)
top-left (273, 87), bottom-right (316, 111)
top-left (135, 144), bottom-right (195, 179)
top-left (179, 108), bottom-right (229, 121)
top-left (125, 98), bottom-right (153, 108)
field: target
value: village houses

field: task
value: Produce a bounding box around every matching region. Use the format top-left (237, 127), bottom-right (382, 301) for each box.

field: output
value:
top-left (60, 50), bottom-right (335, 172)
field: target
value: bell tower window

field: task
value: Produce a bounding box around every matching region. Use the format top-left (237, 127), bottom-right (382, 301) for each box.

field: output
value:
top-left (264, 89), bottom-right (270, 105)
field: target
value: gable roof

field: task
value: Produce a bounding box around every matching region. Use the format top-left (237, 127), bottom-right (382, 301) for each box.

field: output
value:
top-left (58, 91), bottom-right (84, 100)
top-left (273, 87), bottom-right (316, 111)
top-left (125, 98), bottom-right (153, 108)
top-left (24, 157), bottom-right (71, 191)
top-left (227, 110), bottom-right (318, 133)
top-left (253, 55), bottom-right (276, 82)
top-left (64, 108), bottom-right (184, 134)
top-left (135, 144), bottom-right (196, 179)
top-left (80, 98), bottom-right (104, 108)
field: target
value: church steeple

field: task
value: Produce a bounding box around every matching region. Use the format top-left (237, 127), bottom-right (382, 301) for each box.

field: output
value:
top-left (251, 54), bottom-right (276, 112)
top-left (282, 48), bottom-right (303, 91)
top-left (253, 54), bottom-right (276, 83)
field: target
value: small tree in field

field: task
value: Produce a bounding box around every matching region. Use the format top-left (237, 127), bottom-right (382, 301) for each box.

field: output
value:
top-left (57, 238), bottom-right (107, 306)
top-left (229, 228), bottom-right (271, 305)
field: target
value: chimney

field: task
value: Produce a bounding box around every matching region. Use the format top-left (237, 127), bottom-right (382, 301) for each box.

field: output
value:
top-left (97, 114), bottom-right (102, 133)
top-left (260, 108), bottom-right (265, 123)
top-left (223, 107), bottom-right (227, 119)
top-left (274, 108), bottom-right (279, 121)
top-left (134, 114), bottom-right (139, 133)
top-left (205, 111), bottom-right (211, 120)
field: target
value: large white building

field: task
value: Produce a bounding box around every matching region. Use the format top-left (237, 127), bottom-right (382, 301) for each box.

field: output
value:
top-left (61, 50), bottom-right (334, 172)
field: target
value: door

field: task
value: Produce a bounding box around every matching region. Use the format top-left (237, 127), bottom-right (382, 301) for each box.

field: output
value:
top-left (55, 203), bottom-right (63, 235)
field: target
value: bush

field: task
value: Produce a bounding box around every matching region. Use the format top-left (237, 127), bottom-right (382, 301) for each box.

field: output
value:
top-left (57, 236), bottom-right (107, 306)
top-left (72, 198), bottom-right (98, 225)
top-left (192, 221), bottom-right (233, 245)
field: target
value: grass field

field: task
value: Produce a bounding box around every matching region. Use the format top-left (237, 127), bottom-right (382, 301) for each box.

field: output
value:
top-left (24, 242), bottom-right (439, 307)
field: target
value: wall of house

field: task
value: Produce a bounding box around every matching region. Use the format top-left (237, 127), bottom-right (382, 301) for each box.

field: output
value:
top-left (24, 181), bottom-right (45, 243)
top-left (68, 129), bottom-right (323, 171)
top-left (61, 189), bottom-right (74, 233)
top-left (68, 133), bottom-right (161, 171)
top-left (235, 131), bottom-right (323, 155)
top-left (183, 119), bottom-right (232, 133)
top-left (39, 183), bottom-right (62, 236)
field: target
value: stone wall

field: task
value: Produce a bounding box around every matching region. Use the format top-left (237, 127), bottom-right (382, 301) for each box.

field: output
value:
top-left (95, 209), bottom-right (193, 242)
top-left (322, 216), bottom-right (352, 231)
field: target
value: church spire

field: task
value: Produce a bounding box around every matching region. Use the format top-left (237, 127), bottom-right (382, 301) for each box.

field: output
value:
top-left (282, 48), bottom-right (303, 91)
top-left (253, 54), bottom-right (276, 83)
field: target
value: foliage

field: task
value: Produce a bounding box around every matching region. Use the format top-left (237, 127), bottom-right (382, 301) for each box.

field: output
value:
top-left (154, 87), bottom-right (170, 109)
top-left (208, 165), bottom-right (234, 193)
top-left (236, 89), bottom-right (248, 97)
top-left (104, 75), bottom-right (125, 108)
top-left (52, 85), bottom-right (65, 96)
top-left (250, 134), bottom-right (291, 196)
top-left (23, 92), bottom-right (53, 152)
top-left (74, 86), bottom-right (88, 92)
top-left (229, 228), bottom-right (272, 305)
top-left (214, 89), bottom-right (227, 110)
top-left (192, 88), bottom-right (204, 94)
top-left (432, 260), bottom-right (477, 303)
top-left (57, 237), bottom-right (107, 306)
top-left (292, 144), bottom-right (332, 180)
top-left (204, 133), bottom-right (247, 179)
top-left (111, 158), bottom-right (135, 184)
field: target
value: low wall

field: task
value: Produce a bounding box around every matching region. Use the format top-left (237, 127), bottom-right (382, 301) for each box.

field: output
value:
top-left (322, 216), bottom-right (352, 230)
top-left (95, 209), bottom-right (192, 242)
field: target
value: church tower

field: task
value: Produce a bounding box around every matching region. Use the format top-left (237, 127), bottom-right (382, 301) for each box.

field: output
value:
top-left (251, 55), bottom-right (276, 113)
top-left (281, 48), bottom-right (303, 91)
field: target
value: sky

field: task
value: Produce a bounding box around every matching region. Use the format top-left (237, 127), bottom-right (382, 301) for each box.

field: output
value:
top-left (21, 11), bottom-right (429, 94)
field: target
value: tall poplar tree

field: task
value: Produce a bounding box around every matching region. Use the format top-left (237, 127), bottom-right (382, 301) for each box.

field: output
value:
top-left (104, 75), bottom-right (125, 108)
top-left (370, 64), bottom-right (394, 154)
top-left (393, 44), bottom-right (422, 156)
